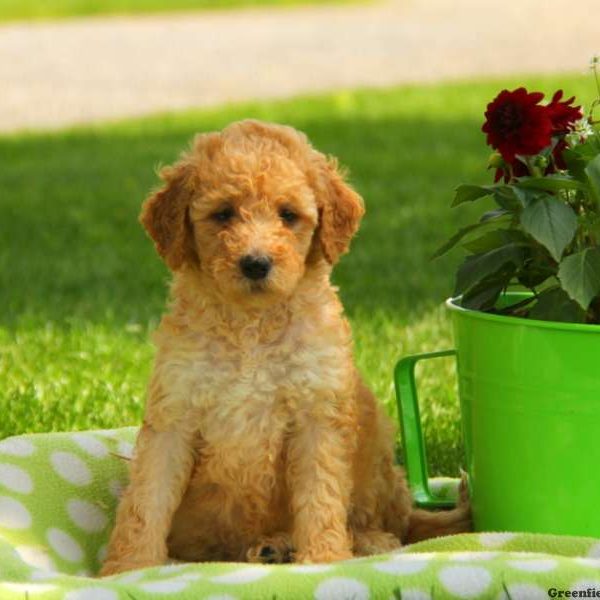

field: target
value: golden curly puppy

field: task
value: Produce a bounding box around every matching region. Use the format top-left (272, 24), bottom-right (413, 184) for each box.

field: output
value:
top-left (101, 120), bottom-right (469, 576)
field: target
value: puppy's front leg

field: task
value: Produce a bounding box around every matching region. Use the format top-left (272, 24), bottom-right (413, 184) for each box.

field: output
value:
top-left (287, 404), bottom-right (355, 563)
top-left (100, 414), bottom-right (196, 576)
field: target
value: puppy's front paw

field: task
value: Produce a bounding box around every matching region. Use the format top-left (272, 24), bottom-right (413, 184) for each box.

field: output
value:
top-left (247, 533), bottom-right (294, 564)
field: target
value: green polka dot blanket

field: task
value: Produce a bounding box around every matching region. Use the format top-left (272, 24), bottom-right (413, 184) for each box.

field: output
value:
top-left (0, 428), bottom-right (599, 599)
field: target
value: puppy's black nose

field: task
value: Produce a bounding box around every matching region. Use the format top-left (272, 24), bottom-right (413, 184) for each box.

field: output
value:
top-left (239, 255), bottom-right (272, 280)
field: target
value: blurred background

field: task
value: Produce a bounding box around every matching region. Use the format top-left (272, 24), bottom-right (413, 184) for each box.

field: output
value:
top-left (0, 0), bottom-right (597, 475)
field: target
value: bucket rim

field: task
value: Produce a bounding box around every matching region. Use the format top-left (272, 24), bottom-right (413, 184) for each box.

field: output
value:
top-left (446, 291), bottom-right (600, 334)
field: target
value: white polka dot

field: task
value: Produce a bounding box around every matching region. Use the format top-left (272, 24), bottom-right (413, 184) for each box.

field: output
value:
top-left (576, 558), bottom-right (600, 568)
top-left (30, 570), bottom-right (60, 581)
top-left (116, 571), bottom-right (145, 584)
top-left (117, 441), bottom-right (134, 458)
top-left (139, 580), bottom-right (189, 593)
top-left (450, 551), bottom-right (498, 561)
top-left (314, 577), bottom-right (369, 600)
top-left (0, 496), bottom-right (32, 529)
top-left (108, 479), bottom-right (125, 498)
top-left (0, 438), bottom-right (35, 456)
top-left (210, 566), bottom-right (271, 584)
top-left (50, 452), bottom-right (92, 486)
top-left (158, 564), bottom-right (187, 575)
top-left (479, 532), bottom-right (516, 548)
top-left (47, 528), bottom-right (84, 563)
top-left (67, 499), bottom-right (108, 533)
top-left (289, 564), bottom-right (334, 573)
top-left (497, 583), bottom-right (548, 600)
top-left (94, 430), bottom-right (119, 437)
top-left (373, 555), bottom-right (431, 575)
top-left (393, 591), bottom-right (431, 600)
top-left (508, 558), bottom-right (558, 572)
top-left (571, 580), bottom-right (600, 594)
top-left (438, 565), bottom-right (492, 598)
top-left (178, 573), bottom-right (203, 581)
top-left (588, 543), bottom-right (600, 557)
top-left (72, 434), bottom-right (109, 458)
top-left (65, 588), bottom-right (119, 600)
top-left (15, 545), bottom-right (57, 571)
top-left (0, 464), bottom-right (33, 494)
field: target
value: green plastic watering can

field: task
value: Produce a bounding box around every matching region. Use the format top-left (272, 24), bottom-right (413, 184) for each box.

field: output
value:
top-left (395, 292), bottom-right (600, 536)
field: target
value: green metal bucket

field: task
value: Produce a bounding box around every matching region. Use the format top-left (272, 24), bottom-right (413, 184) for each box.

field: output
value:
top-left (395, 292), bottom-right (600, 535)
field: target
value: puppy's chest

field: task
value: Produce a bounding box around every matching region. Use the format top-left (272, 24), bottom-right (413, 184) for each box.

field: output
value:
top-left (184, 322), bottom-right (347, 438)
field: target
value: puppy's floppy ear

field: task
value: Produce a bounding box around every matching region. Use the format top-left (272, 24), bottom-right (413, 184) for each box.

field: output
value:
top-left (314, 156), bottom-right (365, 264)
top-left (139, 162), bottom-right (197, 271)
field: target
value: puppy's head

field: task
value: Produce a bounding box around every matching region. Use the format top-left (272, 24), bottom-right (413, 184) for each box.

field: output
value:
top-left (140, 120), bottom-right (364, 306)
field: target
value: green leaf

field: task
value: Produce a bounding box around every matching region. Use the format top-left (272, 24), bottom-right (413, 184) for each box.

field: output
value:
top-left (431, 223), bottom-right (484, 260)
top-left (460, 271), bottom-right (512, 311)
top-left (579, 212), bottom-right (600, 239)
top-left (452, 185), bottom-right (495, 207)
top-left (432, 213), bottom-right (510, 259)
top-left (493, 186), bottom-right (527, 212)
top-left (528, 287), bottom-right (586, 323)
top-left (563, 148), bottom-right (588, 182)
top-left (520, 196), bottom-right (578, 261)
top-left (462, 229), bottom-right (529, 255)
top-left (558, 248), bottom-right (600, 310)
top-left (454, 244), bottom-right (525, 296)
top-left (585, 154), bottom-right (600, 203)
top-left (516, 175), bottom-right (587, 193)
top-left (480, 208), bottom-right (509, 223)
top-left (516, 259), bottom-right (555, 288)
top-left (572, 136), bottom-right (600, 160)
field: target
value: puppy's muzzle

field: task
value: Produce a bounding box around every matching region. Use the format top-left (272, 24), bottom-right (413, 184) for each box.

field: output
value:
top-left (239, 255), bottom-right (272, 281)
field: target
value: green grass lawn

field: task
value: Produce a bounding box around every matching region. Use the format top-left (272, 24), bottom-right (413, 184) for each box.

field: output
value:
top-left (0, 0), bottom-right (352, 21)
top-left (1, 74), bottom-right (594, 475)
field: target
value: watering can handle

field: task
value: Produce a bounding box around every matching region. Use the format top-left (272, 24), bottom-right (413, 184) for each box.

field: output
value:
top-left (394, 350), bottom-right (457, 509)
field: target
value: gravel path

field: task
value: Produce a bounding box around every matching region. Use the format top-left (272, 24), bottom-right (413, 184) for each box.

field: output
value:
top-left (0, 0), bottom-right (598, 133)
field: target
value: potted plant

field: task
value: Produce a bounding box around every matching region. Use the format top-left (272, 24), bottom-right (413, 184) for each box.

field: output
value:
top-left (395, 61), bottom-right (600, 536)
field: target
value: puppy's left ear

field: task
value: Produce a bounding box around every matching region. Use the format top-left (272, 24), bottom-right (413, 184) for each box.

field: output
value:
top-left (314, 156), bottom-right (365, 264)
top-left (139, 161), bottom-right (197, 271)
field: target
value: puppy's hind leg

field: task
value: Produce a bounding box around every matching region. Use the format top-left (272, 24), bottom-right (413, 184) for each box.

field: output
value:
top-left (404, 474), bottom-right (472, 544)
top-left (353, 530), bottom-right (401, 557)
top-left (383, 468), bottom-right (471, 545)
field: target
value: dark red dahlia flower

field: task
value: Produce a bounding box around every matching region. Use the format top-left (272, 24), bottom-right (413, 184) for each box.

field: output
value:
top-left (482, 88), bottom-right (553, 162)
top-left (546, 90), bottom-right (582, 134)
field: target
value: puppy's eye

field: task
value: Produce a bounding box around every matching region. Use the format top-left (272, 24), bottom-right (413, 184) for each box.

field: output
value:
top-left (279, 208), bottom-right (298, 225)
top-left (211, 206), bottom-right (235, 224)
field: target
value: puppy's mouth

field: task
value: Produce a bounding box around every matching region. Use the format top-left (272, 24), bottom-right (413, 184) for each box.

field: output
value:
top-left (248, 280), bottom-right (267, 293)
